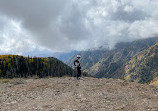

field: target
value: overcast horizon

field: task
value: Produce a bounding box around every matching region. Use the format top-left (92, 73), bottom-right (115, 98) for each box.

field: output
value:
top-left (0, 0), bottom-right (158, 56)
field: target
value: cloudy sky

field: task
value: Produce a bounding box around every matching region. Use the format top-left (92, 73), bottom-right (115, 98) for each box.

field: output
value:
top-left (0, 0), bottom-right (158, 56)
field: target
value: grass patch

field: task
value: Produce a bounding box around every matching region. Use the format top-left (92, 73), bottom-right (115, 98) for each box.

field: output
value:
top-left (76, 84), bottom-right (79, 86)
top-left (9, 78), bottom-right (25, 85)
top-left (95, 84), bottom-right (103, 87)
top-left (12, 80), bottom-right (24, 85)
top-left (124, 75), bottom-right (131, 81)
top-left (150, 78), bottom-right (158, 86)
top-left (0, 78), bottom-right (10, 83)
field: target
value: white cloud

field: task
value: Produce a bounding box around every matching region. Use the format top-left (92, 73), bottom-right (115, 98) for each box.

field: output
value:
top-left (0, 17), bottom-right (36, 55)
top-left (124, 5), bottom-right (134, 12)
top-left (128, 19), bottom-right (158, 39)
top-left (0, 0), bottom-right (158, 54)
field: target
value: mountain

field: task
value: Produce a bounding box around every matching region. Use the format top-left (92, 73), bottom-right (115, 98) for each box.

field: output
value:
top-left (0, 55), bottom-right (75, 78)
top-left (23, 48), bottom-right (78, 63)
top-left (23, 47), bottom-right (54, 57)
top-left (66, 49), bottom-right (108, 70)
top-left (53, 51), bottom-right (78, 62)
top-left (66, 37), bottom-right (158, 78)
top-left (89, 37), bottom-right (158, 78)
top-left (120, 42), bottom-right (158, 83)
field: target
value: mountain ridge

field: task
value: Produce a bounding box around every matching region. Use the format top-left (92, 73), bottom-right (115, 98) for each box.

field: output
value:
top-left (66, 37), bottom-right (158, 79)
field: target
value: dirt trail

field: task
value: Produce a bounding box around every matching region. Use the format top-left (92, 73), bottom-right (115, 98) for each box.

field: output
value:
top-left (0, 77), bottom-right (158, 111)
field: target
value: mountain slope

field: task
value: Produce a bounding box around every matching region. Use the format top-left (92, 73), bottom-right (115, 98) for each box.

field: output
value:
top-left (0, 55), bottom-right (74, 78)
top-left (66, 37), bottom-right (158, 78)
top-left (53, 51), bottom-right (78, 62)
top-left (122, 42), bottom-right (158, 83)
top-left (66, 49), bottom-right (108, 70)
top-left (89, 37), bottom-right (158, 78)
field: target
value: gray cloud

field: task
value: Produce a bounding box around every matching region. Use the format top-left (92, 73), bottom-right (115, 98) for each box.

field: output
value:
top-left (0, 0), bottom-right (158, 53)
top-left (111, 8), bottom-right (149, 22)
top-left (0, 17), bottom-right (36, 55)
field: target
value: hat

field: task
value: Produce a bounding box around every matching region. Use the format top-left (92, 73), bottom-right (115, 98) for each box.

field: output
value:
top-left (77, 55), bottom-right (81, 58)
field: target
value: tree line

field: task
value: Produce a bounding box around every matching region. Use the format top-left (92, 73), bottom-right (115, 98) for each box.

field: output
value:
top-left (0, 55), bottom-right (76, 78)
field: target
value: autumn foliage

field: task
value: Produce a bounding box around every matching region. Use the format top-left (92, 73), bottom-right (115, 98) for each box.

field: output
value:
top-left (0, 55), bottom-right (75, 78)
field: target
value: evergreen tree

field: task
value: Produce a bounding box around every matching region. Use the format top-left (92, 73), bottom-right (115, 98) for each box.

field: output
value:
top-left (0, 55), bottom-right (75, 78)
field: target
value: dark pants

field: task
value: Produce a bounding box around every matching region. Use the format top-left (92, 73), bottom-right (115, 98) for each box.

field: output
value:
top-left (77, 67), bottom-right (81, 79)
top-left (77, 70), bottom-right (81, 78)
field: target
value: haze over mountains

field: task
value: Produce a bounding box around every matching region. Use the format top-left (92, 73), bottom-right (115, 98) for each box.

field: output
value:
top-left (0, 36), bottom-right (158, 85)
top-left (66, 37), bottom-right (158, 83)
top-left (1, 36), bottom-right (158, 84)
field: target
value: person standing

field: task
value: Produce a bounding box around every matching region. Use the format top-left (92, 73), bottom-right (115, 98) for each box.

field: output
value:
top-left (74, 55), bottom-right (81, 80)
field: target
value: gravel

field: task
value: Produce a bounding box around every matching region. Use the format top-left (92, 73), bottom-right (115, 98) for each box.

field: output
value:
top-left (0, 77), bottom-right (158, 111)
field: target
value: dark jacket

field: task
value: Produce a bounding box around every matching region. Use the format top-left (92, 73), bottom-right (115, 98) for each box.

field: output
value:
top-left (74, 59), bottom-right (81, 70)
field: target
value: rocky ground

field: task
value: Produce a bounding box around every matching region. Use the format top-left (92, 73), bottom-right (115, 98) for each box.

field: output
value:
top-left (0, 77), bottom-right (158, 111)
